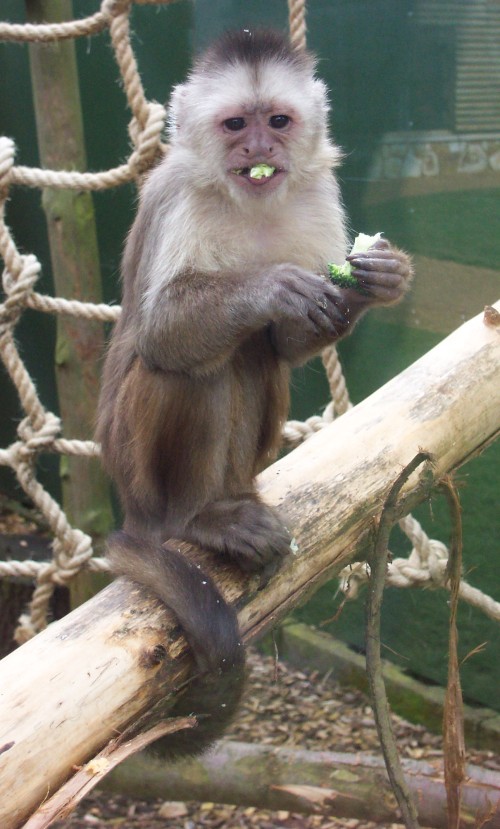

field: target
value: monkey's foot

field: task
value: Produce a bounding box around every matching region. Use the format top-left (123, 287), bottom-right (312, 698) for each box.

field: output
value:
top-left (184, 497), bottom-right (291, 582)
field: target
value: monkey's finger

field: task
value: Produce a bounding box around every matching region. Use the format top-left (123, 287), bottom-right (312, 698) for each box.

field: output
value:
top-left (257, 561), bottom-right (282, 589)
top-left (355, 273), bottom-right (405, 302)
top-left (348, 254), bottom-right (408, 274)
top-left (324, 297), bottom-right (350, 327)
top-left (306, 310), bottom-right (336, 338)
top-left (284, 271), bottom-right (337, 302)
top-left (231, 543), bottom-right (286, 583)
top-left (223, 513), bottom-right (291, 573)
top-left (353, 269), bottom-right (404, 286)
top-left (308, 300), bottom-right (347, 336)
top-left (346, 249), bottom-right (396, 263)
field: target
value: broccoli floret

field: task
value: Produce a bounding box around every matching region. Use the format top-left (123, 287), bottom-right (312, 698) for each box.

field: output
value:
top-left (327, 232), bottom-right (382, 289)
top-left (249, 163), bottom-right (275, 179)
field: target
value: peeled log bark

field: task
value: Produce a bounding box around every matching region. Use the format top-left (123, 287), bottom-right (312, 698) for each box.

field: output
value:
top-left (106, 741), bottom-right (500, 829)
top-left (0, 303), bottom-right (499, 829)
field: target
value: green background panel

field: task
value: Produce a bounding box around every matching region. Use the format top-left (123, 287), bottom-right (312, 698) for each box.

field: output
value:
top-left (0, 0), bottom-right (498, 710)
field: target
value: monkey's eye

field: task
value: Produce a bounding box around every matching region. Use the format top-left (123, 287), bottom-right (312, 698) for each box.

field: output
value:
top-left (224, 117), bottom-right (246, 131)
top-left (269, 114), bottom-right (290, 129)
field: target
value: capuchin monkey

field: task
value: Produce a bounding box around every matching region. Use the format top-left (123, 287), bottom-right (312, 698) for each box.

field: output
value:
top-left (96, 29), bottom-right (412, 756)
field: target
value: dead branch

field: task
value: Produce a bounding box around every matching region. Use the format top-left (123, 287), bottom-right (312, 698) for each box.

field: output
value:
top-left (104, 740), bottom-right (500, 829)
top-left (440, 476), bottom-right (467, 829)
top-left (365, 452), bottom-right (432, 829)
top-left (21, 718), bottom-right (196, 829)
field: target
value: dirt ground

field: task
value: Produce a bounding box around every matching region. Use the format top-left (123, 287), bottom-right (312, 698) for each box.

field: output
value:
top-left (51, 650), bottom-right (499, 829)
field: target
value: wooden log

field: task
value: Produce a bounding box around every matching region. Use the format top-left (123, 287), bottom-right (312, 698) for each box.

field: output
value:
top-left (106, 741), bottom-right (500, 829)
top-left (0, 303), bottom-right (499, 828)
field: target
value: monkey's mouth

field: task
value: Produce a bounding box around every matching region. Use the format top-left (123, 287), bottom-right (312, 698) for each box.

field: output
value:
top-left (231, 164), bottom-right (284, 188)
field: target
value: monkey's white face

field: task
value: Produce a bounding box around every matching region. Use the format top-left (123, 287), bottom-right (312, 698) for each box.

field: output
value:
top-left (168, 57), bottom-right (335, 205)
top-left (219, 107), bottom-right (296, 197)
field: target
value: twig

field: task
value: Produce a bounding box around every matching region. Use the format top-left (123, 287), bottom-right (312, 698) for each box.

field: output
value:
top-left (439, 476), bottom-right (466, 829)
top-left (365, 451), bottom-right (432, 829)
top-left (21, 716), bottom-right (197, 829)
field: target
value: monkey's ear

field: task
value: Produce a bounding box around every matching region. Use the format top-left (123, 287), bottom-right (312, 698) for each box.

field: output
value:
top-left (311, 77), bottom-right (331, 118)
top-left (167, 82), bottom-right (189, 136)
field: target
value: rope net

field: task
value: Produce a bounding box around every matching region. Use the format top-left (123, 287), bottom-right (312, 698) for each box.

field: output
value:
top-left (0, 0), bottom-right (498, 646)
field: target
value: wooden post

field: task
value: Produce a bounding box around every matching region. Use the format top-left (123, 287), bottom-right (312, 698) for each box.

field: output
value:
top-left (0, 303), bottom-right (499, 829)
top-left (25, 0), bottom-right (113, 604)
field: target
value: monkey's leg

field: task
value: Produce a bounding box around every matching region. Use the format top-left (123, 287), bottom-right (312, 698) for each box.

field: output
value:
top-left (183, 495), bottom-right (291, 580)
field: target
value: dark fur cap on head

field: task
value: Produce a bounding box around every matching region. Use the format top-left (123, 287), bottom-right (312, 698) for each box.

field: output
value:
top-left (197, 28), bottom-right (313, 73)
top-left (167, 26), bottom-right (330, 161)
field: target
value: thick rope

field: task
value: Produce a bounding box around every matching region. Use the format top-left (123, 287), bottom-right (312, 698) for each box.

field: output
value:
top-left (339, 514), bottom-right (500, 623)
top-left (0, 1), bottom-right (497, 644)
top-left (0, 2), bottom-right (114, 43)
top-left (288, 0), bottom-right (307, 52)
top-left (0, 0), bottom-right (170, 641)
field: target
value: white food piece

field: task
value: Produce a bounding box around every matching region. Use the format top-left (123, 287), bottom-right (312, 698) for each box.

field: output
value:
top-left (350, 232), bottom-right (382, 255)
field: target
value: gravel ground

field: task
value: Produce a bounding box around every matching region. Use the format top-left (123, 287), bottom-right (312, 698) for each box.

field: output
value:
top-left (51, 650), bottom-right (499, 829)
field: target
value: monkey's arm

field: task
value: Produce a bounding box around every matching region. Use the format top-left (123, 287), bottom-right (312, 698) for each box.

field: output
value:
top-left (135, 265), bottom-right (348, 376)
top-left (134, 231), bottom-right (411, 375)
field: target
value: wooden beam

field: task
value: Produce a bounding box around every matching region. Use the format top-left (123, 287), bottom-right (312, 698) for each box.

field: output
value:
top-left (0, 302), bottom-right (499, 829)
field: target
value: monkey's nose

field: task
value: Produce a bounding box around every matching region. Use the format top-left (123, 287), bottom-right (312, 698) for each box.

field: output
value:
top-left (243, 148), bottom-right (274, 160)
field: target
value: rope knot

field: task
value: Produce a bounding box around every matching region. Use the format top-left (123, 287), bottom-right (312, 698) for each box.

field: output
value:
top-left (128, 102), bottom-right (167, 177)
top-left (1, 254), bottom-right (41, 313)
top-left (17, 412), bottom-right (62, 457)
top-left (101, 0), bottom-right (131, 19)
top-left (1, 255), bottom-right (41, 345)
top-left (0, 136), bottom-right (15, 192)
top-left (52, 529), bottom-right (94, 584)
top-left (427, 539), bottom-right (449, 586)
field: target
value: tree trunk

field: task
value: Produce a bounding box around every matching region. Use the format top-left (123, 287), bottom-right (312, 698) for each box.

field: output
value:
top-left (0, 303), bottom-right (498, 829)
top-left (105, 741), bottom-right (500, 829)
top-left (25, 0), bottom-right (113, 605)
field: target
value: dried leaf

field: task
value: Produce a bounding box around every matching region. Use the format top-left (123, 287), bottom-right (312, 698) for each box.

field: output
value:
top-left (84, 758), bottom-right (110, 776)
top-left (157, 801), bottom-right (189, 818)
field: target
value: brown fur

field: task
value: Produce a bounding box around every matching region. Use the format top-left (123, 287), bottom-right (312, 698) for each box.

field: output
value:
top-left (96, 29), bottom-right (413, 758)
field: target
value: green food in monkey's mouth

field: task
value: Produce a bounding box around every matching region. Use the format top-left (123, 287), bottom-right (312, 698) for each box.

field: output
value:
top-left (233, 163), bottom-right (277, 179)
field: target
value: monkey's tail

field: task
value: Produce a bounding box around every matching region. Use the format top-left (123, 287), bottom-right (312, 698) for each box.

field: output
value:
top-left (107, 529), bottom-right (246, 757)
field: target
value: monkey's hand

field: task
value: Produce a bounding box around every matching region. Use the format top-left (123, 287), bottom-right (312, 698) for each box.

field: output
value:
top-left (342, 238), bottom-right (413, 307)
top-left (268, 264), bottom-right (351, 365)
top-left (185, 496), bottom-right (291, 586)
top-left (268, 244), bottom-right (412, 364)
